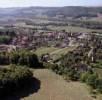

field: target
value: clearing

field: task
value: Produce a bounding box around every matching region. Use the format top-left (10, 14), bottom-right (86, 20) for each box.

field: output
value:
top-left (21, 69), bottom-right (94, 100)
top-left (34, 46), bottom-right (76, 61)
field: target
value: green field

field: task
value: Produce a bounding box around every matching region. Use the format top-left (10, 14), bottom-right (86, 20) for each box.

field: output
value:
top-left (50, 47), bottom-right (76, 61)
top-left (34, 47), bottom-right (59, 56)
top-left (14, 17), bottom-right (102, 33)
top-left (47, 25), bottom-right (102, 33)
top-left (34, 46), bottom-right (76, 61)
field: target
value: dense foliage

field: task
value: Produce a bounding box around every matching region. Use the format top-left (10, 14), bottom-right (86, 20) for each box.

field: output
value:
top-left (0, 50), bottom-right (42, 68)
top-left (48, 37), bottom-right (102, 94)
top-left (81, 71), bottom-right (102, 93)
top-left (0, 29), bottom-right (16, 44)
top-left (0, 35), bottom-right (11, 44)
top-left (51, 46), bottom-right (90, 81)
top-left (0, 64), bottom-right (33, 97)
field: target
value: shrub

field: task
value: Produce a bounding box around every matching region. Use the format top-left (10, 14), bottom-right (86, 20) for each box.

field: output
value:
top-left (66, 68), bottom-right (80, 81)
top-left (96, 78), bottom-right (102, 93)
top-left (0, 36), bottom-right (11, 44)
top-left (0, 64), bottom-right (33, 97)
top-left (80, 72), bottom-right (92, 82)
top-left (86, 73), bottom-right (98, 89)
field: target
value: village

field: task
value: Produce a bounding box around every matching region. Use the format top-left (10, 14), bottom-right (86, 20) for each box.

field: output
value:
top-left (0, 27), bottom-right (91, 52)
top-left (0, 26), bottom-right (102, 63)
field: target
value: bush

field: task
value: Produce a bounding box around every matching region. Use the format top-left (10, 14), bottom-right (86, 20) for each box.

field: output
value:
top-left (0, 64), bottom-right (33, 97)
top-left (66, 68), bottom-right (80, 81)
top-left (0, 35), bottom-right (11, 44)
top-left (0, 52), bottom-right (9, 65)
top-left (80, 72), bottom-right (92, 82)
top-left (86, 73), bottom-right (98, 89)
top-left (96, 78), bottom-right (102, 93)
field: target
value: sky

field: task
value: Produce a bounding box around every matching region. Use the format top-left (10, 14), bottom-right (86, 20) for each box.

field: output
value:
top-left (0, 0), bottom-right (102, 8)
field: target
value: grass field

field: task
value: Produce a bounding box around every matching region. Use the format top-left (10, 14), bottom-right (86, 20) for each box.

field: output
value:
top-left (34, 46), bottom-right (76, 61)
top-left (50, 47), bottom-right (76, 61)
top-left (21, 69), bottom-right (93, 100)
top-left (14, 17), bottom-right (102, 33)
top-left (34, 47), bottom-right (59, 56)
top-left (47, 25), bottom-right (102, 33)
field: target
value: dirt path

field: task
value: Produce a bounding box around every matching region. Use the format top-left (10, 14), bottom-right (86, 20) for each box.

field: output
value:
top-left (21, 69), bottom-right (93, 100)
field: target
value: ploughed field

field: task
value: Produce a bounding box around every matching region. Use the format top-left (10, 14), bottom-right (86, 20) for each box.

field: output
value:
top-left (21, 69), bottom-right (93, 100)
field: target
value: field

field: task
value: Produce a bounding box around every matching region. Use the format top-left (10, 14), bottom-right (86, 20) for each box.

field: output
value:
top-left (21, 69), bottom-right (93, 100)
top-left (34, 47), bottom-right (59, 56)
top-left (34, 46), bottom-right (76, 61)
top-left (14, 18), bottom-right (102, 33)
top-left (50, 47), bottom-right (76, 61)
top-left (47, 25), bottom-right (102, 33)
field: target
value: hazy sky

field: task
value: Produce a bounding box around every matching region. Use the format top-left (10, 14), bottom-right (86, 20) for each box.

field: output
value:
top-left (0, 0), bottom-right (102, 8)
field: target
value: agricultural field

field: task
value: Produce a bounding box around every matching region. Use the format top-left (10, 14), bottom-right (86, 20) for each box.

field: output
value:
top-left (13, 17), bottom-right (102, 33)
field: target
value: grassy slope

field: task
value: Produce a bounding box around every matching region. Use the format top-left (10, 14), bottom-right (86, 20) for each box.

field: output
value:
top-left (34, 47), bottom-right (76, 61)
top-left (21, 69), bottom-right (93, 100)
top-left (50, 47), bottom-right (76, 61)
top-left (34, 47), bottom-right (59, 56)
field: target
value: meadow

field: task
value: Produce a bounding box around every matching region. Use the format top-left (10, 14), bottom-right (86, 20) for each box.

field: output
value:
top-left (21, 69), bottom-right (94, 100)
top-left (34, 46), bottom-right (76, 61)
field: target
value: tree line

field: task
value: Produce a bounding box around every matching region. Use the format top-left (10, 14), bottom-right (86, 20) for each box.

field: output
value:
top-left (0, 50), bottom-right (42, 68)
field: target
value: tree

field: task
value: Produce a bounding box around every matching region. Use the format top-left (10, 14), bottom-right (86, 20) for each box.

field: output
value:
top-left (80, 72), bottom-right (90, 82)
top-left (0, 65), bottom-right (33, 97)
top-left (0, 36), bottom-right (11, 44)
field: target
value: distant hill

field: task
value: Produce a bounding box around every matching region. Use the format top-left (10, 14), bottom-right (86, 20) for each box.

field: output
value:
top-left (0, 6), bottom-right (102, 18)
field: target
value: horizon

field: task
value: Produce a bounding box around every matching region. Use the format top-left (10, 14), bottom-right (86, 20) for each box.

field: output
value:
top-left (0, 0), bottom-right (102, 8)
top-left (0, 5), bottom-right (102, 9)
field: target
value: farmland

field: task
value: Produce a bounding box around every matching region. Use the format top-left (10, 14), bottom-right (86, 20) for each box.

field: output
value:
top-left (47, 25), bottom-right (102, 33)
top-left (13, 18), bottom-right (102, 33)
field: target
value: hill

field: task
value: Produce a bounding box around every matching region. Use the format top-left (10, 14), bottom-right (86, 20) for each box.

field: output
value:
top-left (0, 6), bottom-right (102, 18)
